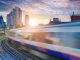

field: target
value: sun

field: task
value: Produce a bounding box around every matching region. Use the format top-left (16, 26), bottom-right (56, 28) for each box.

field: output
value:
top-left (29, 19), bottom-right (39, 27)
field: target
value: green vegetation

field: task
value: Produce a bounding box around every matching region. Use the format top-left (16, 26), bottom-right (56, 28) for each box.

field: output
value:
top-left (0, 26), bottom-right (6, 28)
top-left (0, 34), bottom-right (5, 39)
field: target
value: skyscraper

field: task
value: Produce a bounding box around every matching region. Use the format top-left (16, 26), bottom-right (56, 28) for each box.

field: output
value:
top-left (0, 16), bottom-right (5, 27)
top-left (15, 7), bottom-right (22, 27)
top-left (0, 16), bottom-right (6, 31)
top-left (7, 7), bottom-right (22, 28)
top-left (7, 12), bottom-right (14, 28)
top-left (25, 15), bottom-right (29, 26)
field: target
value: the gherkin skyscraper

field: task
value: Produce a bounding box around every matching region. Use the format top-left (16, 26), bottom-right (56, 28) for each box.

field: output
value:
top-left (0, 16), bottom-right (6, 30)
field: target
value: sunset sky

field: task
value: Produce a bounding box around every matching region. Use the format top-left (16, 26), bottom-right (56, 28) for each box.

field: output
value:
top-left (0, 0), bottom-right (80, 24)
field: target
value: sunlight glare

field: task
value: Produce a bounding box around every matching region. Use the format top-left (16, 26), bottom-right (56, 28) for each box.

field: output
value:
top-left (29, 19), bottom-right (39, 27)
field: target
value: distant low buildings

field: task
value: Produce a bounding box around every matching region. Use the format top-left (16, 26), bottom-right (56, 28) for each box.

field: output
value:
top-left (71, 12), bottom-right (80, 22)
top-left (49, 12), bottom-right (80, 25)
top-left (49, 18), bottom-right (61, 24)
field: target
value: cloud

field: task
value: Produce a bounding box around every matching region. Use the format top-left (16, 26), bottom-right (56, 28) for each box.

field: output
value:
top-left (0, 0), bottom-right (80, 16)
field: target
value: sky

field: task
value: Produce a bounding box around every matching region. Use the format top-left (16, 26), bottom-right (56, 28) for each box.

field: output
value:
top-left (0, 0), bottom-right (80, 24)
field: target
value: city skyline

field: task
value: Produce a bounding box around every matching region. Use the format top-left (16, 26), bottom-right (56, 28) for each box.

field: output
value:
top-left (0, 0), bottom-right (80, 25)
top-left (7, 7), bottom-right (22, 28)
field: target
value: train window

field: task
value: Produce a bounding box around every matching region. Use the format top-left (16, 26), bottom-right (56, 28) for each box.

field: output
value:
top-left (7, 31), bottom-right (16, 37)
top-left (47, 32), bottom-right (80, 49)
top-left (30, 32), bottom-right (53, 44)
top-left (18, 34), bottom-right (33, 40)
top-left (25, 36), bottom-right (30, 40)
top-left (25, 35), bottom-right (32, 40)
top-left (18, 34), bottom-right (24, 39)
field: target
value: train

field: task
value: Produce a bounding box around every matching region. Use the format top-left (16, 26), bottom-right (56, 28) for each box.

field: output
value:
top-left (6, 22), bottom-right (80, 60)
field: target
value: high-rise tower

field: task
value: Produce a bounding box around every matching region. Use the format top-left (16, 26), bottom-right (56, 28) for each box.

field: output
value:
top-left (25, 15), bottom-right (29, 26)
top-left (7, 7), bottom-right (22, 28)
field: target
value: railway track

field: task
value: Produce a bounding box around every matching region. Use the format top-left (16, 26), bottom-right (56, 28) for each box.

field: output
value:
top-left (1, 39), bottom-right (45, 60)
top-left (1, 39), bottom-right (60, 60)
top-left (1, 40), bottom-right (26, 60)
top-left (0, 52), bottom-right (15, 60)
top-left (0, 38), bottom-right (16, 60)
top-left (7, 40), bottom-right (63, 60)
top-left (6, 40), bottom-right (45, 60)
top-left (0, 55), bottom-right (4, 60)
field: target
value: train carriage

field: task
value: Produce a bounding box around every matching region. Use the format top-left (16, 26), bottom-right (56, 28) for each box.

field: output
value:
top-left (6, 22), bottom-right (80, 60)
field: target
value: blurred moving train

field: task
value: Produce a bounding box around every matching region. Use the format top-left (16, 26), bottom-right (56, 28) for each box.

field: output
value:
top-left (6, 22), bottom-right (80, 60)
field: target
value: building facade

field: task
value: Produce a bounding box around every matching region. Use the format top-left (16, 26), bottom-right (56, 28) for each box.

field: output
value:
top-left (7, 7), bottom-right (22, 29)
top-left (49, 18), bottom-right (61, 24)
top-left (0, 16), bottom-right (6, 32)
top-left (71, 15), bottom-right (80, 22)
top-left (71, 12), bottom-right (80, 22)
top-left (25, 15), bottom-right (29, 26)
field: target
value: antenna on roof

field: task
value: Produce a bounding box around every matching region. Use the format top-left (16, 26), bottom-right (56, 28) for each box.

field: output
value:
top-left (72, 11), bottom-right (75, 16)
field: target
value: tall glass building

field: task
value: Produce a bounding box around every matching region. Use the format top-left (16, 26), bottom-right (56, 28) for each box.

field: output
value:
top-left (7, 7), bottom-right (22, 29)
